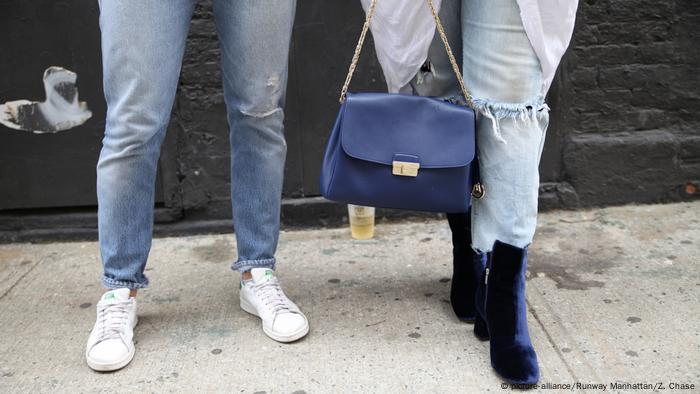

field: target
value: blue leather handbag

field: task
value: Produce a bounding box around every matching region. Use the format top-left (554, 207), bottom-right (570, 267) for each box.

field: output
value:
top-left (320, 0), bottom-right (483, 213)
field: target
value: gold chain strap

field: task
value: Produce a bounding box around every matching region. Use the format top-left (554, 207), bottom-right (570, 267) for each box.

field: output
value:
top-left (426, 0), bottom-right (474, 107)
top-left (338, 0), bottom-right (378, 103)
top-left (339, 0), bottom-right (474, 108)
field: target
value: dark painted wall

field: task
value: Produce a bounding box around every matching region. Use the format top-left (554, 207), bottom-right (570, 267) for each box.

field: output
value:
top-left (0, 1), bottom-right (108, 209)
top-left (0, 1), bottom-right (698, 231)
top-left (550, 0), bottom-right (700, 207)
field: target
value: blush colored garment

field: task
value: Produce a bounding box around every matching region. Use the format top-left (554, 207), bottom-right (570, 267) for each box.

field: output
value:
top-left (360, 0), bottom-right (578, 94)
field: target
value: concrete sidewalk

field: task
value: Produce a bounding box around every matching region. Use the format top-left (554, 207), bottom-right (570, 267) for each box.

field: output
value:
top-left (0, 202), bottom-right (698, 393)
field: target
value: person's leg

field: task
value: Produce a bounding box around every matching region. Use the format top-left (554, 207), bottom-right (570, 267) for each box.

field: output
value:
top-left (212, 0), bottom-right (295, 274)
top-left (463, 0), bottom-right (548, 253)
top-left (89, 0), bottom-right (194, 371)
top-left (447, 210), bottom-right (486, 321)
top-left (97, 0), bottom-right (195, 290)
top-left (462, 0), bottom-right (548, 384)
top-left (402, 0), bottom-right (486, 323)
top-left (408, 0), bottom-right (489, 323)
top-left (212, 0), bottom-right (307, 343)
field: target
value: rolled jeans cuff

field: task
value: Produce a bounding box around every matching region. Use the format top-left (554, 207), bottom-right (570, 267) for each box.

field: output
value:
top-left (231, 257), bottom-right (276, 273)
top-left (102, 275), bottom-right (149, 290)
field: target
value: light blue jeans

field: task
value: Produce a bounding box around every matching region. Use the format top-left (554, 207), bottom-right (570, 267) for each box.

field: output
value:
top-left (463, 0), bottom-right (549, 253)
top-left (96, 0), bottom-right (296, 289)
top-left (408, 0), bottom-right (549, 253)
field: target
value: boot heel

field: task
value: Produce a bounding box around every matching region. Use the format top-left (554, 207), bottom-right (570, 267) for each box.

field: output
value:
top-left (473, 314), bottom-right (489, 340)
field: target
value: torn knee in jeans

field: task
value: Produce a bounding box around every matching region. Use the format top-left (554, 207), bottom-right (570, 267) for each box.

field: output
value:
top-left (237, 73), bottom-right (285, 118)
top-left (472, 98), bottom-right (550, 144)
top-left (239, 106), bottom-right (282, 118)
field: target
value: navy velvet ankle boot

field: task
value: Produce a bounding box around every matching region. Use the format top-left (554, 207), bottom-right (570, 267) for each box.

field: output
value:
top-left (473, 240), bottom-right (540, 384)
top-left (447, 212), bottom-right (486, 322)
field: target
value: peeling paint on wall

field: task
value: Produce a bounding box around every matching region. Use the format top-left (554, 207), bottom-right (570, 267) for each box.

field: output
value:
top-left (0, 66), bottom-right (92, 134)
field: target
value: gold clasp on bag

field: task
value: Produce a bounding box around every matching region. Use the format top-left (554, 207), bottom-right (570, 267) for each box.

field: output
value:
top-left (392, 161), bottom-right (420, 177)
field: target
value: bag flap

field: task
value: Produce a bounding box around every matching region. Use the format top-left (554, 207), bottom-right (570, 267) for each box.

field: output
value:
top-left (339, 92), bottom-right (476, 168)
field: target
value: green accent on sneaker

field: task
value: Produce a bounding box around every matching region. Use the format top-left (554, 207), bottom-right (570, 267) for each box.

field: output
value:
top-left (103, 292), bottom-right (116, 301)
top-left (265, 269), bottom-right (274, 278)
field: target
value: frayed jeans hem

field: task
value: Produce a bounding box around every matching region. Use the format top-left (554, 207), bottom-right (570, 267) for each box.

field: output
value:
top-left (472, 97), bottom-right (549, 144)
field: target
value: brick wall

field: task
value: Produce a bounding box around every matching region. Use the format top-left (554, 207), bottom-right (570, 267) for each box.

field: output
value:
top-left (556, 0), bottom-right (699, 206)
top-left (165, 3), bottom-right (231, 219)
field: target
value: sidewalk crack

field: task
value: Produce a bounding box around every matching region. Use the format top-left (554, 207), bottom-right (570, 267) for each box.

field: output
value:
top-left (0, 256), bottom-right (44, 301)
top-left (527, 298), bottom-right (580, 381)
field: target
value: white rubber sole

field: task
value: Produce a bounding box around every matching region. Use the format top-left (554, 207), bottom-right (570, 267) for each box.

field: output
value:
top-left (240, 298), bottom-right (309, 343)
top-left (86, 316), bottom-right (138, 372)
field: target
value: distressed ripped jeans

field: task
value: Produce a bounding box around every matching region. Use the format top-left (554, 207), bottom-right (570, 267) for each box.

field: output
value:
top-left (96, 0), bottom-right (296, 289)
top-left (405, 0), bottom-right (549, 253)
top-left (462, 0), bottom-right (550, 253)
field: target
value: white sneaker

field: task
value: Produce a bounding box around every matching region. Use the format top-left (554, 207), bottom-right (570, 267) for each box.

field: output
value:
top-left (85, 288), bottom-right (138, 371)
top-left (240, 268), bottom-right (309, 343)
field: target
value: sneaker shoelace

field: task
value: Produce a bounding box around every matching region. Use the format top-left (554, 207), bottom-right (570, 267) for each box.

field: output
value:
top-left (95, 299), bottom-right (132, 343)
top-left (251, 277), bottom-right (295, 315)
